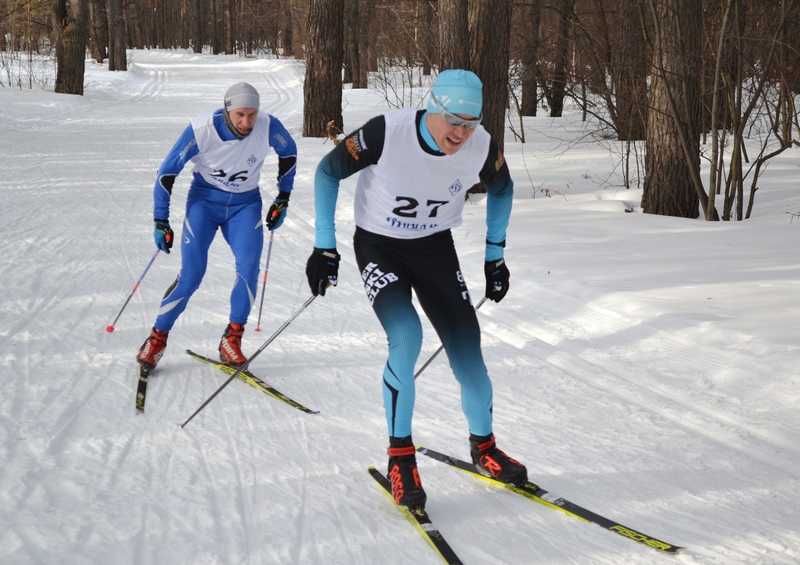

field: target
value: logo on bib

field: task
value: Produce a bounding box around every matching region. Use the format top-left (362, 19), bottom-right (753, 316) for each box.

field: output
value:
top-left (448, 179), bottom-right (463, 196)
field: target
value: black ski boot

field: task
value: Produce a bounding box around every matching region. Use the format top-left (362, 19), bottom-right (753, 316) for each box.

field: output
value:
top-left (470, 433), bottom-right (528, 485)
top-left (387, 435), bottom-right (427, 510)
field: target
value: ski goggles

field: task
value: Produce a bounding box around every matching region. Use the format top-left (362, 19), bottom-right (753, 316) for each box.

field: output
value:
top-left (429, 95), bottom-right (482, 130)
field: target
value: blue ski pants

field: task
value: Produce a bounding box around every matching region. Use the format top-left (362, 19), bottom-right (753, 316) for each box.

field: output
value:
top-left (154, 185), bottom-right (263, 332)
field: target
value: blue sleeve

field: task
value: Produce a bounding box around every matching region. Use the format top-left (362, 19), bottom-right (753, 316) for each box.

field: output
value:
top-left (314, 152), bottom-right (341, 249)
top-left (153, 124), bottom-right (198, 220)
top-left (479, 140), bottom-right (514, 261)
top-left (267, 115), bottom-right (298, 193)
top-left (313, 116), bottom-right (386, 249)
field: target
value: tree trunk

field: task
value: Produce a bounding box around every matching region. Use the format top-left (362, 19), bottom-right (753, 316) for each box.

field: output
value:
top-left (53, 0), bottom-right (89, 94)
top-left (469, 0), bottom-right (511, 152)
top-left (303, 0), bottom-right (344, 137)
top-left (422, 0), bottom-right (436, 75)
top-left (642, 0), bottom-right (704, 218)
top-left (226, 0), bottom-right (234, 54)
top-left (343, 0), bottom-right (359, 84)
top-left (356, 0), bottom-right (371, 87)
top-left (107, 0), bottom-right (118, 70)
top-left (438, 0), bottom-right (469, 69)
top-left (88, 0), bottom-right (108, 63)
top-left (191, 0), bottom-right (202, 53)
top-left (613, 0), bottom-right (647, 140)
top-left (519, 0), bottom-right (541, 116)
top-left (210, 0), bottom-right (219, 54)
top-left (342, 0), bottom-right (370, 87)
top-left (289, 0), bottom-right (305, 59)
top-left (112, 0), bottom-right (126, 70)
top-left (549, 0), bottom-right (574, 117)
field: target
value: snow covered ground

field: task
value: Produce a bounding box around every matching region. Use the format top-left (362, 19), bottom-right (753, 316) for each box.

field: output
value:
top-left (1, 49), bottom-right (799, 564)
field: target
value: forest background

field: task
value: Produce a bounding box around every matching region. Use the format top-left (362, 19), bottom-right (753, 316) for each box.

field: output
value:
top-left (1, 0), bottom-right (799, 220)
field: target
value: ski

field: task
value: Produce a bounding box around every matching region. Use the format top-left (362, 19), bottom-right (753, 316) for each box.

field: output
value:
top-left (135, 365), bottom-right (151, 413)
top-left (417, 447), bottom-right (685, 554)
top-left (368, 467), bottom-right (463, 565)
top-left (186, 349), bottom-right (319, 414)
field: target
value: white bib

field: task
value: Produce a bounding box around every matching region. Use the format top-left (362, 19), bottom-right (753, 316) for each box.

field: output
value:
top-left (189, 112), bottom-right (271, 193)
top-left (354, 108), bottom-right (490, 239)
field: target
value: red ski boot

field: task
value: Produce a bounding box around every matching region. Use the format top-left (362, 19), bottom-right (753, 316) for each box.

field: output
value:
top-left (219, 322), bottom-right (247, 367)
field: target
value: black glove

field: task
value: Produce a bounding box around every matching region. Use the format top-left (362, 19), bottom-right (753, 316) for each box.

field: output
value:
top-left (484, 258), bottom-right (510, 302)
top-left (266, 191), bottom-right (290, 230)
top-left (154, 219), bottom-right (174, 253)
top-left (306, 248), bottom-right (341, 296)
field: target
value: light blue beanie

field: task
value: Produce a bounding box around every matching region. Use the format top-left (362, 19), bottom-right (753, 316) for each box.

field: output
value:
top-left (427, 69), bottom-right (483, 118)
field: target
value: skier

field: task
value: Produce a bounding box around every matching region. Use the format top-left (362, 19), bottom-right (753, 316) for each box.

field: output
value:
top-left (305, 69), bottom-right (527, 510)
top-left (136, 82), bottom-right (297, 371)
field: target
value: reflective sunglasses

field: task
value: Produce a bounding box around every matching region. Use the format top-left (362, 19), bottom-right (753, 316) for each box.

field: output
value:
top-left (430, 95), bottom-right (482, 130)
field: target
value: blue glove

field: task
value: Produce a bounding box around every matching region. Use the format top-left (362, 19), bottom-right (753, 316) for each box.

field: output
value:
top-left (154, 219), bottom-right (174, 253)
top-left (266, 191), bottom-right (290, 231)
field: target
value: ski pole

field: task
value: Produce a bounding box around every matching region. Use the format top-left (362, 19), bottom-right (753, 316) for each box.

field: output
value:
top-left (179, 294), bottom-right (317, 429)
top-left (414, 296), bottom-right (488, 379)
top-left (254, 230), bottom-right (275, 332)
top-left (106, 250), bottom-right (160, 333)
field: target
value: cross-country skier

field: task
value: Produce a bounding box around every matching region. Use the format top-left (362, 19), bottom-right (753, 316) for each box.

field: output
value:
top-left (136, 82), bottom-right (297, 371)
top-left (305, 69), bottom-right (527, 510)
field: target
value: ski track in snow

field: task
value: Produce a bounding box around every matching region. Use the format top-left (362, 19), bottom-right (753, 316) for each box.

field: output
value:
top-left (1, 50), bottom-right (800, 564)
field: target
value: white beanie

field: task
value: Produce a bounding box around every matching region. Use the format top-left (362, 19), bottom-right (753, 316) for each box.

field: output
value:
top-left (224, 82), bottom-right (260, 111)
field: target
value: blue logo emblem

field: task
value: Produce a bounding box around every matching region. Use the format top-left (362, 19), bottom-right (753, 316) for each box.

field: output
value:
top-left (448, 179), bottom-right (463, 196)
top-left (247, 154), bottom-right (257, 166)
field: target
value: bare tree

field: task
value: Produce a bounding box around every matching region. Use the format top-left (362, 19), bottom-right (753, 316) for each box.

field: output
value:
top-left (613, 0), bottom-right (647, 141)
top-left (191, 0), bottom-right (202, 52)
top-left (469, 0), bottom-right (511, 152)
top-left (107, 0), bottom-right (126, 70)
top-left (53, 0), bottom-right (89, 94)
top-left (303, 0), bottom-right (344, 137)
top-left (87, 0), bottom-right (108, 63)
top-left (516, 0), bottom-right (541, 116)
top-left (547, 0), bottom-right (574, 117)
top-left (642, 0), bottom-right (705, 218)
top-left (343, 0), bottom-right (370, 86)
top-left (421, 0), bottom-right (436, 74)
top-left (438, 0), bottom-right (469, 69)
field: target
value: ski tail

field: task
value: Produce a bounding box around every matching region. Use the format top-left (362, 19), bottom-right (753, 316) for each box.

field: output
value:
top-left (186, 349), bottom-right (319, 414)
top-left (417, 447), bottom-right (685, 554)
top-left (368, 467), bottom-right (463, 565)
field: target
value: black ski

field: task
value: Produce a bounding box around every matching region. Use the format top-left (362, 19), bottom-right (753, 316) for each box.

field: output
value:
top-left (135, 365), bottom-right (150, 413)
top-left (417, 447), bottom-right (685, 554)
top-left (186, 350), bottom-right (319, 414)
top-left (368, 467), bottom-right (463, 565)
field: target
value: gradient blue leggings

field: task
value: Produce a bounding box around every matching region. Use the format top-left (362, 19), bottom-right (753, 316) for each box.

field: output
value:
top-left (353, 227), bottom-right (493, 438)
top-left (154, 186), bottom-right (263, 332)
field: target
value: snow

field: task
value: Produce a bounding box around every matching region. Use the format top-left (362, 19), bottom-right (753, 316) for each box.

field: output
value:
top-left (1, 49), bottom-right (800, 564)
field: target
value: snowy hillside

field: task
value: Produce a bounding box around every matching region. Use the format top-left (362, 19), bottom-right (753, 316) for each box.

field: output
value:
top-left (1, 50), bottom-right (799, 564)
